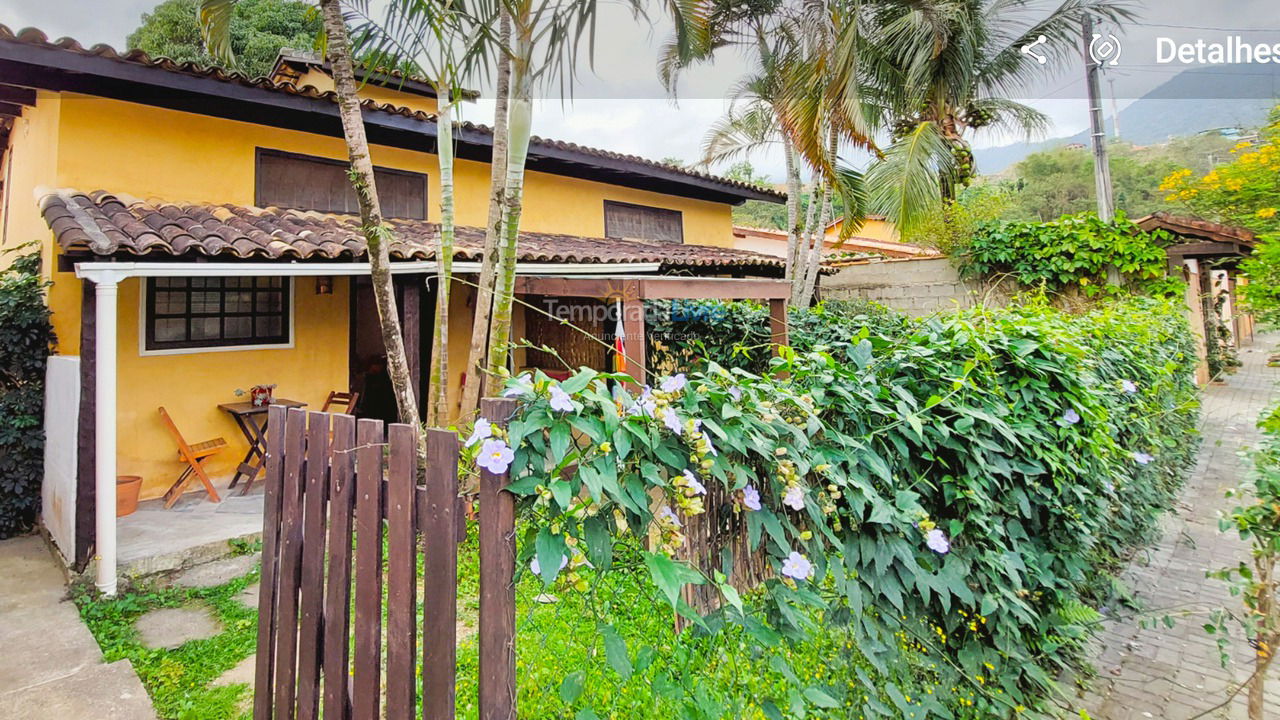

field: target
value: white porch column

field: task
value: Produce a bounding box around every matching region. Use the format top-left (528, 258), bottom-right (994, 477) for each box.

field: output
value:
top-left (94, 275), bottom-right (120, 595)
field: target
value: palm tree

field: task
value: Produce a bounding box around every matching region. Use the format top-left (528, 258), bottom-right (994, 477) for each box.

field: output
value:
top-left (349, 0), bottom-right (489, 426)
top-left (201, 0), bottom-right (426, 459)
top-left (861, 0), bottom-right (1134, 227)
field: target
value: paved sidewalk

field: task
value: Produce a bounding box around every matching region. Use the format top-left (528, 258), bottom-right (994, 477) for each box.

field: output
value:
top-left (0, 535), bottom-right (154, 719)
top-left (1079, 338), bottom-right (1280, 719)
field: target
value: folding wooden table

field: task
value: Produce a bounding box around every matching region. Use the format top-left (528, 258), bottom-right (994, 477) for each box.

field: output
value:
top-left (218, 399), bottom-right (307, 495)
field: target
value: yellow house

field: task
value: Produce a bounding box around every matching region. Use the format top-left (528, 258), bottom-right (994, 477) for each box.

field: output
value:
top-left (0, 26), bottom-right (786, 590)
top-left (730, 217), bottom-right (938, 261)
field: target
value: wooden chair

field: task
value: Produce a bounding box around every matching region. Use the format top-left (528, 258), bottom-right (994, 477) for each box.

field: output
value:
top-left (321, 390), bottom-right (360, 415)
top-left (158, 407), bottom-right (226, 508)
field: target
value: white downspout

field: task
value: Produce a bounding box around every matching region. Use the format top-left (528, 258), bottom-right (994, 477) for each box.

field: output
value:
top-left (94, 275), bottom-right (121, 595)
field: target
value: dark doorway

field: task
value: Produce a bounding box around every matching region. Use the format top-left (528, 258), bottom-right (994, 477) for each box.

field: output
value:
top-left (348, 275), bottom-right (433, 421)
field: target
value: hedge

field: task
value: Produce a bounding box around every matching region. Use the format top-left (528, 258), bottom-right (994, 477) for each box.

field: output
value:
top-left (0, 250), bottom-right (55, 539)
top-left (482, 295), bottom-right (1200, 719)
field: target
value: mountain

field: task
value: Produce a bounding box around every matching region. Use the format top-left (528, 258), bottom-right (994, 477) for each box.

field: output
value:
top-left (976, 65), bottom-right (1280, 174)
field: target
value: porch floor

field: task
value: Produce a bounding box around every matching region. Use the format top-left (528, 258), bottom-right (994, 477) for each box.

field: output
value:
top-left (117, 479), bottom-right (264, 578)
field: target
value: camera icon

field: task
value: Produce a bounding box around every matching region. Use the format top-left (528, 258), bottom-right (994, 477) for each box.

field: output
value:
top-left (1089, 33), bottom-right (1122, 66)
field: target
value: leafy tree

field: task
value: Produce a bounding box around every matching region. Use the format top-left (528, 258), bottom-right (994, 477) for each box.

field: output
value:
top-left (1162, 107), bottom-right (1280, 322)
top-left (131, 0), bottom-right (321, 78)
top-left (1001, 135), bottom-right (1239, 222)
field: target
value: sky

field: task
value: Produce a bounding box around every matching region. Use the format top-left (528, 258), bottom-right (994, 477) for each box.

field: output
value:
top-left (2, 0), bottom-right (1278, 181)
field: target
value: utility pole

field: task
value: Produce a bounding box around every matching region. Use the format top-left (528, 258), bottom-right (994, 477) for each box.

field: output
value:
top-left (1083, 15), bottom-right (1115, 222)
top-left (1107, 76), bottom-right (1121, 139)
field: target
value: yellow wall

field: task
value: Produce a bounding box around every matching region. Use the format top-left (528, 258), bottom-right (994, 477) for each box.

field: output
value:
top-left (293, 67), bottom-right (440, 116)
top-left (2, 90), bottom-right (736, 497)
top-left (825, 217), bottom-right (899, 242)
top-left (117, 276), bottom-right (349, 499)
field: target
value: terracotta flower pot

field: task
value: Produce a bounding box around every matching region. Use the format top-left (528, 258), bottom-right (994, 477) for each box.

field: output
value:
top-left (116, 475), bottom-right (143, 517)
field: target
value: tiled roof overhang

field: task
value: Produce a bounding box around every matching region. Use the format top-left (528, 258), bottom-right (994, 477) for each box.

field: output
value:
top-left (41, 189), bottom-right (787, 275)
top-left (0, 25), bottom-right (784, 206)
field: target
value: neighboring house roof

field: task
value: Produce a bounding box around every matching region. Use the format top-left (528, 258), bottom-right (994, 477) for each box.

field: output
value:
top-left (41, 189), bottom-right (787, 275)
top-left (1137, 212), bottom-right (1257, 259)
top-left (731, 225), bottom-right (939, 259)
top-left (268, 48), bottom-right (481, 102)
top-left (0, 25), bottom-right (784, 206)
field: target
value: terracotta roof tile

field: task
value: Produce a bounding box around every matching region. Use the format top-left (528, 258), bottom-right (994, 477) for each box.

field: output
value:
top-left (0, 25), bottom-right (782, 203)
top-left (40, 189), bottom-right (785, 275)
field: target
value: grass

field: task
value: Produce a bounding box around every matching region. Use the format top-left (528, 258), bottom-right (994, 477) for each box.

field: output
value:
top-left (72, 527), bottom-right (964, 720)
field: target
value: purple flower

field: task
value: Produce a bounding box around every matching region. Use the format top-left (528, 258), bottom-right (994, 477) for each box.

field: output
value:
top-left (660, 373), bottom-right (687, 393)
top-left (476, 438), bottom-right (515, 475)
top-left (1057, 408), bottom-right (1081, 427)
top-left (548, 385), bottom-right (574, 413)
top-left (1120, 379), bottom-right (1138, 394)
top-left (661, 408), bottom-right (682, 435)
top-left (502, 373), bottom-right (533, 397)
top-left (925, 528), bottom-right (950, 554)
top-left (783, 485), bottom-right (805, 511)
top-left (1132, 451), bottom-right (1154, 465)
top-left (627, 386), bottom-right (656, 417)
top-left (703, 433), bottom-right (718, 457)
top-left (780, 551), bottom-right (814, 580)
top-left (1103, 480), bottom-right (1115, 494)
top-left (728, 386), bottom-right (743, 402)
top-left (464, 418), bottom-right (492, 448)
top-left (681, 469), bottom-right (706, 495)
top-left (742, 485), bottom-right (762, 511)
top-left (529, 554), bottom-right (568, 576)
top-left (656, 505), bottom-right (682, 528)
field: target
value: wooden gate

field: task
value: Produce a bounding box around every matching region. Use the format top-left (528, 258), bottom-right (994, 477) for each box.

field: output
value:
top-left (254, 399), bottom-right (518, 720)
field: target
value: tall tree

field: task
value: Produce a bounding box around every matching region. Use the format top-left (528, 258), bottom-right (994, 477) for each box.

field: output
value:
top-left (132, 0), bottom-right (320, 77)
top-left (860, 0), bottom-right (1133, 225)
top-left (201, 0), bottom-right (425, 460)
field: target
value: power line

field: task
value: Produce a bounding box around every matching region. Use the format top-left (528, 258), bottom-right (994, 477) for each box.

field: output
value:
top-left (1127, 22), bottom-right (1280, 33)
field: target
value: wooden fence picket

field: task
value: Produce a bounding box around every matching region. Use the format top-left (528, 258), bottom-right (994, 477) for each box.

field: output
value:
top-left (296, 411), bottom-right (330, 720)
top-left (273, 408), bottom-right (307, 720)
top-left (386, 423), bottom-right (419, 719)
top-left (253, 404), bottom-right (287, 720)
top-left (352, 418), bottom-right (384, 720)
top-left (322, 413), bottom-right (356, 720)
top-left (478, 398), bottom-right (518, 720)
top-left (421, 428), bottom-right (460, 720)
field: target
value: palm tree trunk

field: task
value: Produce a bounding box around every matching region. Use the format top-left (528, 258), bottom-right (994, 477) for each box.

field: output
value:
top-left (790, 173), bottom-right (821, 306)
top-left (797, 127), bottom-right (837, 306)
top-left (782, 132), bottom-right (802, 283)
top-left (459, 11), bottom-right (511, 419)
top-left (317, 0), bottom-right (425, 474)
top-left (427, 92), bottom-right (455, 427)
top-left (484, 18), bottom-right (533, 384)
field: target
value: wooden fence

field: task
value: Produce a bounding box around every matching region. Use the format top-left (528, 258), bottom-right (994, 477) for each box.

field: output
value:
top-left (254, 398), bottom-right (518, 720)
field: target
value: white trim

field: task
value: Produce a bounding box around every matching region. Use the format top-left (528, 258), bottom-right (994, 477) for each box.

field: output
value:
top-left (136, 277), bottom-right (297, 357)
top-left (75, 260), bottom-right (663, 281)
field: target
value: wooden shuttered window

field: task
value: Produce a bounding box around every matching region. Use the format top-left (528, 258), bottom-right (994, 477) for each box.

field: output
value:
top-left (255, 148), bottom-right (428, 219)
top-left (603, 200), bottom-right (683, 243)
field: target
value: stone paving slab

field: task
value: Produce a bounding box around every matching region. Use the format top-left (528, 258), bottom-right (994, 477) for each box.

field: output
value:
top-left (1078, 338), bottom-right (1280, 719)
top-left (135, 605), bottom-right (222, 650)
top-left (234, 581), bottom-right (260, 608)
top-left (0, 535), bottom-right (154, 719)
top-left (170, 553), bottom-right (259, 589)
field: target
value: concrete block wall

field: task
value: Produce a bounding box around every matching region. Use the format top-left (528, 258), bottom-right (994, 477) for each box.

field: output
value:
top-left (822, 257), bottom-right (1003, 316)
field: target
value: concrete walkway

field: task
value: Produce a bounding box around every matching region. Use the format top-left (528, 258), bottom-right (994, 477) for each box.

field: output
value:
top-left (0, 535), bottom-right (154, 719)
top-left (1080, 338), bottom-right (1280, 719)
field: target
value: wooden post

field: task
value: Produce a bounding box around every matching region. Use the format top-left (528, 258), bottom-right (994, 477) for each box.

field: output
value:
top-left (403, 277), bottom-right (423, 417)
top-left (74, 279), bottom-right (96, 571)
top-left (421, 428), bottom-right (461, 720)
top-left (1183, 259), bottom-right (1210, 385)
top-left (385, 423), bottom-right (418, 720)
top-left (478, 398), bottom-right (517, 720)
top-left (768, 298), bottom-right (788, 355)
top-left (254, 404), bottom-right (288, 720)
top-left (622, 297), bottom-right (646, 388)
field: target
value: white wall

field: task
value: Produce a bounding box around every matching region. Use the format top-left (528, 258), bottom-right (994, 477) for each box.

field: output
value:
top-left (42, 355), bottom-right (79, 564)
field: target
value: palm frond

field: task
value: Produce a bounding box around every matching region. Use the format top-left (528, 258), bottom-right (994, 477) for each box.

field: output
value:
top-left (864, 120), bottom-right (954, 234)
top-left (700, 101), bottom-right (780, 167)
top-left (198, 0), bottom-right (237, 65)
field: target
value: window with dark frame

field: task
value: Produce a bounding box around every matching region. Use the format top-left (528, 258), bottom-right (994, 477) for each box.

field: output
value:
top-left (255, 148), bottom-right (428, 219)
top-left (145, 277), bottom-right (291, 351)
top-left (603, 200), bottom-right (684, 243)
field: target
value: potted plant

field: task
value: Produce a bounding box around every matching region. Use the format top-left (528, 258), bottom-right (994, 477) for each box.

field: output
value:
top-left (235, 383), bottom-right (277, 407)
top-left (116, 475), bottom-right (143, 517)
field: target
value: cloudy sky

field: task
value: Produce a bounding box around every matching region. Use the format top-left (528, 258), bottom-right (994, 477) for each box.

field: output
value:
top-left (2, 0), bottom-right (1277, 180)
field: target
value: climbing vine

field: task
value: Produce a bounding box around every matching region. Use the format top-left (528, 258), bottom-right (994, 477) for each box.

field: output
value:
top-left (472, 296), bottom-right (1200, 719)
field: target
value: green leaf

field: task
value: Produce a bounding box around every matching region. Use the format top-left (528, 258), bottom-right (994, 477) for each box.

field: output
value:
top-left (803, 687), bottom-right (839, 709)
top-left (575, 709), bottom-right (600, 720)
top-left (550, 423), bottom-right (572, 463)
top-left (561, 369), bottom-right (595, 394)
top-left (600, 623), bottom-right (632, 681)
top-left (583, 515), bottom-right (613, 571)
top-left (644, 552), bottom-right (705, 607)
top-left (559, 671), bottom-right (585, 703)
top-left (535, 528), bottom-right (566, 586)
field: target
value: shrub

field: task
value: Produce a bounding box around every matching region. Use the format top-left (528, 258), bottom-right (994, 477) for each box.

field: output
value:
top-left (488, 295), bottom-right (1199, 719)
top-left (0, 249), bottom-right (55, 539)
top-left (959, 212), bottom-right (1175, 296)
